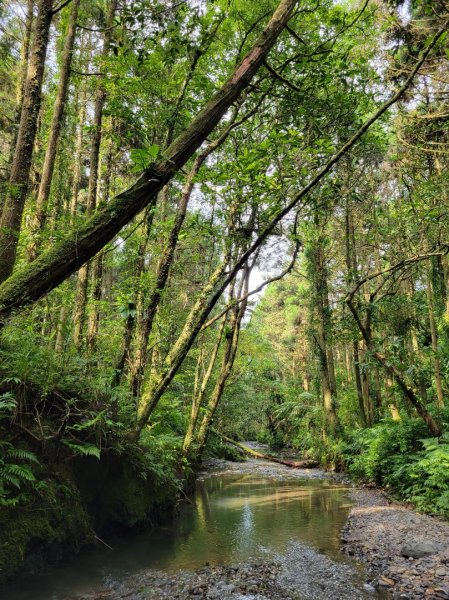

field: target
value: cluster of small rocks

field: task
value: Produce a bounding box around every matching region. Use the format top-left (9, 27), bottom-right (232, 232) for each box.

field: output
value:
top-left (275, 541), bottom-right (375, 599)
top-left (82, 549), bottom-right (376, 600)
top-left (198, 458), bottom-right (333, 482)
top-left (81, 563), bottom-right (285, 600)
top-left (342, 488), bottom-right (449, 599)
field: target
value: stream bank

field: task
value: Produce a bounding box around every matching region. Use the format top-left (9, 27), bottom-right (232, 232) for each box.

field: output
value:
top-left (67, 457), bottom-right (380, 600)
top-left (0, 451), bottom-right (179, 586)
top-left (343, 487), bottom-right (449, 599)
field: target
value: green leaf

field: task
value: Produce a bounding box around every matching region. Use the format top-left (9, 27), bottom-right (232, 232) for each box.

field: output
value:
top-left (63, 441), bottom-right (101, 459)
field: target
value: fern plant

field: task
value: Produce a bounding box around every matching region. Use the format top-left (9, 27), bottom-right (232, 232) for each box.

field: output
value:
top-left (0, 392), bottom-right (42, 506)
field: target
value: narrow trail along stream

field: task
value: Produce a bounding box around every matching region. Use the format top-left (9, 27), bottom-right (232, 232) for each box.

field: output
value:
top-left (3, 452), bottom-right (387, 600)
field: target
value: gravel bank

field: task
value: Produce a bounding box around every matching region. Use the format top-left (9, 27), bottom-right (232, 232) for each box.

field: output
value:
top-left (80, 546), bottom-right (375, 600)
top-left (342, 488), bottom-right (449, 599)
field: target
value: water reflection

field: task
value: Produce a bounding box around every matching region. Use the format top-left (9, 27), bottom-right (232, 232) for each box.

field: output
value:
top-left (2, 474), bottom-right (353, 600)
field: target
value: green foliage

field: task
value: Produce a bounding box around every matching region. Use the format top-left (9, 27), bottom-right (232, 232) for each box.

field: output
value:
top-left (204, 432), bottom-right (245, 462)
top-left (130, 145), bottom-right (160, 172)
top-left (0, 393), bottom-right (41, 506)
top-left (345, 418), bottom-right (449, 517)
top-left (345, 418), bottom-right (428, 482)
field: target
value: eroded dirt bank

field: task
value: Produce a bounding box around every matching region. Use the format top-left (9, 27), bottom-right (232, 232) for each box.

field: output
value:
top-left (343, 487), bottom-right (449, 600)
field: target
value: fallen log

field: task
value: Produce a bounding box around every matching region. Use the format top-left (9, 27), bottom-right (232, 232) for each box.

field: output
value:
top-left (219, 433), bottom-right (319, 468)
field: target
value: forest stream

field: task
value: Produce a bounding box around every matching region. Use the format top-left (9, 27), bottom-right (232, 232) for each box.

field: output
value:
top-left (2, 452), bottom-right (385, 600)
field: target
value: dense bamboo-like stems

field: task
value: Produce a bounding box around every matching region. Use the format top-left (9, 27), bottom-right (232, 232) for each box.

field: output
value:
top-left (27, 0), bottom-right (81, 261)
top-left (0, 0), bottom-right (297, 321)
top-left (0, 0), bottom-right (54, 283)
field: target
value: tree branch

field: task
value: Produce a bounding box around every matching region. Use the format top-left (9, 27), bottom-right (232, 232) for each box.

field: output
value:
top-left (51, 0), bottom-right (73, 15)
top-left (201, 240), bottom-right (300, 330)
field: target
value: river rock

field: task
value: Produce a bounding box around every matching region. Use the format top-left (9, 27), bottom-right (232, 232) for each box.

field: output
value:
top-left (401, 541), bottom-right (443, 559)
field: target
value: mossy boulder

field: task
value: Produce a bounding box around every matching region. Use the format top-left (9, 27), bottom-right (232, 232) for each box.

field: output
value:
top-left (0, 478), bottom-right (92, 585)
top-left (72, 453), bottom-right (177, 533)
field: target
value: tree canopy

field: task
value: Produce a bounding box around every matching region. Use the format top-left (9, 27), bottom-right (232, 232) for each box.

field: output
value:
top-left (1, 0), bottom-right (449, 544)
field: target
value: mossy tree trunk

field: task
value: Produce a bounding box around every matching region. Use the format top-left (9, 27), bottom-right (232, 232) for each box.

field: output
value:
top-left (0, 0), bottom-right (54, 283)
top-left (182, 319), bottom-right (226, 456)
top-left (27, 0), bottom-right (81, 261)
top-left (194, 265), bottom-right (251, 458)
top-left (0, 0), bottom-right (297, 323)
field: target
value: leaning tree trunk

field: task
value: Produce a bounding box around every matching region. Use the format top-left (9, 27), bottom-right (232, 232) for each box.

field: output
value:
top-left (0, 4), bottom-right (442, 325)
top-left (182, 319), bottom-right (226, 456)
top-left (133, 258), bottom-right (230, 433)
top-left (194, 268), bottom-right (250, 458)
top-left (0, 0), bottom-right (54, 283)
top-left (0, 0), bottom-right (297, 322)
top-left (219, 434), bottom-right (319, 468)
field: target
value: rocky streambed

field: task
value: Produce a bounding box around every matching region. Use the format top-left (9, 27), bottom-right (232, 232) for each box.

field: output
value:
top-left (75, 458), bottom-right (378, 600)
top-left (89, 458), bottom-right (449, 600)
top-left (6, 454), bottom-right (449, 600)
top-left (342, 487), bottom-right (449, 599)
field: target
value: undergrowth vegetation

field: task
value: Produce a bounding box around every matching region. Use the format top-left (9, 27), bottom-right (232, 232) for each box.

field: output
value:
top-left (345, 416), bottom-right (449, 518)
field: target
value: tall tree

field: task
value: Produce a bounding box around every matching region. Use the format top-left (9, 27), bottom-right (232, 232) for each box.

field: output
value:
top-left (0, 0), bottom-right (54, 282)
top-left (27, 0), bottom-right (81, 261)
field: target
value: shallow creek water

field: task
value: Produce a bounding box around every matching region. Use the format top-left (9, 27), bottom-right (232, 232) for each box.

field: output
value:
top-left (3, 459), bottom-right (382, 599)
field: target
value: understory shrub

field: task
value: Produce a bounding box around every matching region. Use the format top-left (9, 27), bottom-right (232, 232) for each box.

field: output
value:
top-left (345, 418), bottom-right (449, 517)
